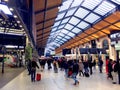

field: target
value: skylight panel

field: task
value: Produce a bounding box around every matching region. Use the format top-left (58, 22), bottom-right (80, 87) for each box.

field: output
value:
top-left (61, 29), bottom-right (69, 34)
top-left (58, 24), bottom-right (65, 29)
top-left (59, 0), bottom-right (72, 12)
top-left (55, 38), bottom-right (61, 42)
top-left (59, 33), bottom-right (65, 37)
top-left (68, 32), bottom-right (75, 37)
top-left (61, 17), bottom-right (70, 24)
top-left (56, 12), bottom-right (66, 21)
top-left (53, 21), bottom-right (61, 27)
top-left (62, 38), bottom-right (67, 41)
top-left (66, 8), bottom-right (77, 17)
top-left (72, 27), bottom-right (81, 34)
top-left (94, 1), bottom-right (116, 16)
top-left (64, 35), bottom-right (71, 39)
top-left (71, 0), bottom-right (83, 7)
top-left (59, 40), bottom-right (64, 44)
top-left (75, 8), bottom-right (89, 18)
top-left (64, 23), bottom-right (74, 30)
top-left (111, 0), bottom-right (120, 4)
top-left (81, 0), bottom-right (102, 10)
top-left (56, 36), bottom-right (62, 40)
top-left (51, 27), bottom-right (57, 32)
top-left (84, 13), bottom-right (100, 23)
top-left (69, 17), bottom-right (80, 25)
top-left (77, 21), bottom-right (89, 29)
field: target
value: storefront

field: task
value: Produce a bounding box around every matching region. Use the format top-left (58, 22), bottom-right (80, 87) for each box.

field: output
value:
top-left (110, 30), bottom-right (120, 84)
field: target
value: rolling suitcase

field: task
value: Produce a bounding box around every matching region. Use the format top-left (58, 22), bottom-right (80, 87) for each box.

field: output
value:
top-left (36, 73), bottom-right (41, 81)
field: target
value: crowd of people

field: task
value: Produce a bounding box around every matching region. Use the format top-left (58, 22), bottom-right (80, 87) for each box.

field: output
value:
top-left (26, 57), bottom-right (120, 85)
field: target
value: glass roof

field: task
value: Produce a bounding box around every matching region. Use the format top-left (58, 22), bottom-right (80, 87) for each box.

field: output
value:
top-left (45, 0), bottom-right (119, 52)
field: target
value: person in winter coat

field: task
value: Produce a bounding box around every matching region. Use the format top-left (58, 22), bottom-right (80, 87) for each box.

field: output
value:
top-left (31, 58), bottom-right (39, 82)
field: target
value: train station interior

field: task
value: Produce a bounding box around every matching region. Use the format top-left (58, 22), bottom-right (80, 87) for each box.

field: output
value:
top-left (0, 0), bottom-right (120, 90)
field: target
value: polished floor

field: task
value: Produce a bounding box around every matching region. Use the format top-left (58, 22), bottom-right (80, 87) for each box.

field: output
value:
top-left (0, 65), bottom-right (25, 88)
top-left (1, 66), bottom-right (120, 90)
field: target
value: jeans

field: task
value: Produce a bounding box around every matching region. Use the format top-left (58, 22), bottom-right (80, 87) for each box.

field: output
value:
top-left (72, 73), bottom-right (79, 84)
top-left (65, 69), bottom-right (68, 78)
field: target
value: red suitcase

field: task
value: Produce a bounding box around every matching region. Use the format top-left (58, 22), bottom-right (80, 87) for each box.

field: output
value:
top-left (36, 73), bottom-right (41, 81)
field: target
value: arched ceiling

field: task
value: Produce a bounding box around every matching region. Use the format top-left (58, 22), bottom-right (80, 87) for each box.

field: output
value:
top-left (33, 0), bottom-right (120, 54)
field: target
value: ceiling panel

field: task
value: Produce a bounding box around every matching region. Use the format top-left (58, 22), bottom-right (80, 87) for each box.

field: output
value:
top-left (114, 22), bottom-right (120, 28)
top-left (34, 0), bottom-right (45, 12)
top-left (78, 33), bottom-right (88, 38)
top-left (47, 0), bottom-right (62, 9)
top-left (104, 11), bottom-right (120, 23)
top-left (36, 24), bottom-right (43, 30)
top-left (45, 8), bottom-right (58, 20)
top-left (84, 28), bottom-right (98, 34)
top-left (44, 19), bottom-right (54, 28)
top-left (93, 21), bottom-right (109, 29)
top-left (35, 12), bottom-right (44, 24)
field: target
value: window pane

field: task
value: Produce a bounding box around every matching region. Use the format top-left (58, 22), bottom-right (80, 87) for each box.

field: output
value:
top-left (72, 27), bottom-right (81, 34)
top-left (58, 24), bottom-right (65, 29)
top-left (62, 38), bottom-right (67, 41)
top-left (111, 0), bottom-right (120, 4)
top-left (77, 21), bottom-right (89, 29)
top-left (68, 32), bottom-right (75, 37)
top-left (56, 12), bottom-right (65, 21)
top-left (59, 33), bottom-right (65, 37)
top-left (64, 35), bottom-right (71, 39)
top-left (81, 0), bottom-right (102, 10)
top-left (64, 24), bottom-right (74, 30)
top-left (61, 29), bottom-right (69, 34)
top-left (61, 17), bottom-right (70, 24)
top-left (84, 13), bottom-right (100, 23)
top-left (71, 0), bottom-right (83, 7)
top-left (59, 0), bottom-right (72, 12)
top-left (66, 8), bottom-right (77, 17)
top-left (69, 17), bottom-right (80, 25)
top-left (51, 27), bottom-right (57, 31)
top-left (75, 8), bottom-right (89, 18)
top-left (53, 21), bottom-right (61, 27)
top-left (94, 1), bottom-right (116, 16)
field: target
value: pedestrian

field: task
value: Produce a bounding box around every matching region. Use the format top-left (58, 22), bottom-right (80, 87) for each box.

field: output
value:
top-left (72, 60), bottom-right (79, 85)
top-left (78, 60), bottom-right (84, 76)
top-left (31, 58), bottom-right (39, 82)
top-left (112, 61), bottom-right (118, 84)
top-left (98, 59), bottom-right (103, 73)
top-left (27, 59), bottom-right (31, 75)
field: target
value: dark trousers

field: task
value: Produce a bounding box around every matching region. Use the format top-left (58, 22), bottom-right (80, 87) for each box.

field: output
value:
top-left (31, 69), bottom-right (36, 82)
top-left (89, 67), bottom-right (93, 75)
top-left (79, 70), bottom-right (84, 76)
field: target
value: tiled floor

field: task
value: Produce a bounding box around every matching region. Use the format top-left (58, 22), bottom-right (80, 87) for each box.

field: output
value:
top-left (1, 66), bottom-right (120, 90)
